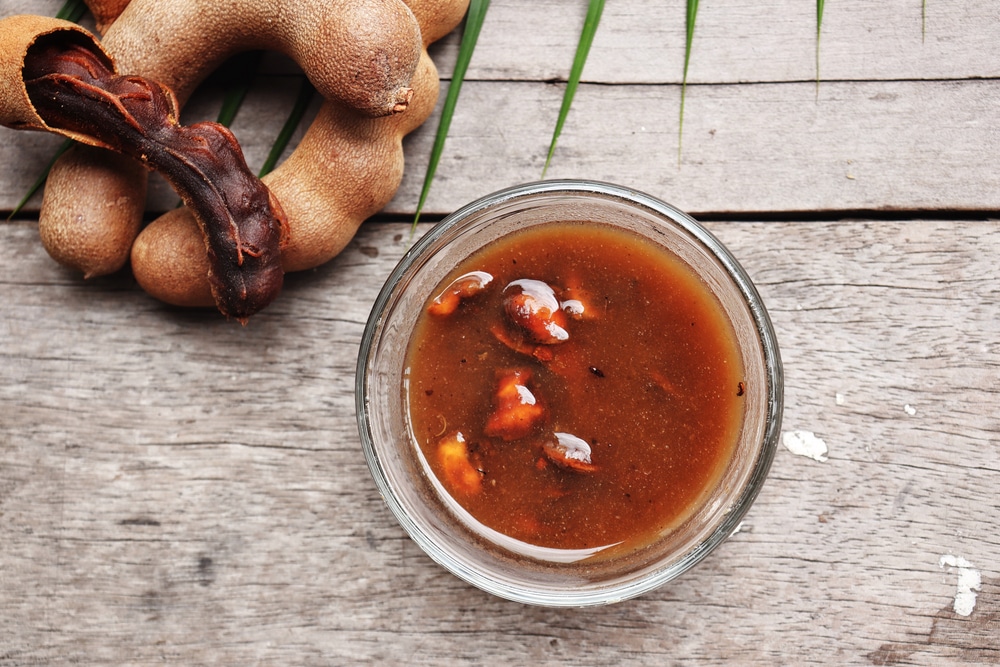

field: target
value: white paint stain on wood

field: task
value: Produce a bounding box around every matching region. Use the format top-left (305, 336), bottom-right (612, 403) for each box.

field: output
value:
top-left (781, 431), bottom-right (829, 462)
top-left (904, 404), bottom-right (917, 416)
top-left (939, 554), bottom-right (982, 616)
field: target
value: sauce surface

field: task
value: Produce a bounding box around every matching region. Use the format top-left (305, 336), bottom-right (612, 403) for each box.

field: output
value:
top-left (404, 221), bottom-right (745, 556)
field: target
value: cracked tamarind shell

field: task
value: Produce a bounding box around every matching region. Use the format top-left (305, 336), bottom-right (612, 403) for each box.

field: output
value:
top-left (0, 16), bottom-right (147, 278)
top-left (40, 0), bottom-right (470, 310)
top-left (16, 24), bottom-right (288, 320)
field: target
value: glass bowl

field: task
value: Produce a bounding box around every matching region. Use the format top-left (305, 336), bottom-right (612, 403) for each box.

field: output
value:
top-left (357, 180), bottom-right (783, 606)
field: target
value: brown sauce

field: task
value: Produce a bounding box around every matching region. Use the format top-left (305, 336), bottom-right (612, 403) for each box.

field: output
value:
top-left (404, 221), bottom-right (745, 557)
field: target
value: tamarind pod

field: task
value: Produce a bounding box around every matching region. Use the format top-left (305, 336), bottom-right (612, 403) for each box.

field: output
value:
top-left (30, 0), bottom-right (426, 298)
top-left (130, 207), bottom-right (215, 307)
top-left (5, 0), bottom-right (468, 312)
top-left (83, 0), bottom-right (469, 54)
top-left (127, 8), bottom-right (456, 301)
top-left (39, 144), bottom-right (145, 278)
top-left (0, 16), bottom-right (146, 279)
top-left (82, 0), bottom-right (132, 34)
top-left (22, 0), bottom-right (424, 287)
top-left (101, 0), bottom-right (423, 117)
top-left (24, 38), bottom-right (287, 321)
top-left (273, 51), bottom-right (442, 271)
top-left (404, 0), bottom-right (475, 46)
top-left (0, 16), bottom-right (111, 142)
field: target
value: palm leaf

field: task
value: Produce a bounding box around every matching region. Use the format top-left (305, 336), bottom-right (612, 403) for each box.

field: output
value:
top-left (216, 79), bottom-right (253, 128)
top-left (259, 77), bottom-right (316, 177)
top-left (412, 0), bottom-right (491, 227)
top-left (816, 0), bottom-right (825, 94)
top-left (8, 0), bottom-right (87, 219)
top-left (55, 0), bottom-right (87, 22)
top-left (922, 0), bottom-right (927, 42)
top-left (678, 0), bottom-right (700, 165)
top-left (7, 140), bottom-right (73, 221)
top-left (541, 0), bottom-right (605, 178)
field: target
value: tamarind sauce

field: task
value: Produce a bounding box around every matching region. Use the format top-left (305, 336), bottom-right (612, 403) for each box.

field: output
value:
top-left (404, 222), bottom-right (745, 558)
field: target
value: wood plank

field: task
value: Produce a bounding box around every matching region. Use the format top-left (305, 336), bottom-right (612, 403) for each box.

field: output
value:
top-left (1, 218), bottom-right (997, 664)
top-left (4, 1), bottom-right (1000, 216)
top-left (6, 1), bottom-right (998, 85)
top-left (2, 0), bottom-right (64, 20)
top-left (3, 77), bottom-right (999, 216)
top-left (385, 78), bottom-right (1000, 215)
top-left (432, 0), bottom-right (1000, 84)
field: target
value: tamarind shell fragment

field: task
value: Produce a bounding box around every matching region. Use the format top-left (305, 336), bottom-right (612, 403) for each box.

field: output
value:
top-left (0, 16), bottom-right (106, 141)
top-left (15, 25), bottom-right (287, 321)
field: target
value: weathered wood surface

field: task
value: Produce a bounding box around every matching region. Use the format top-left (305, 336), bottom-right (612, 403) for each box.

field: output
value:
top-left (1, 0), bottom-right (999, 665)
top-left (3, 1), bottom-right (1000, 215)
top-left (1, 218), bottom-right (998, 665)
top-left (5, 76), bottom-right (999, 216)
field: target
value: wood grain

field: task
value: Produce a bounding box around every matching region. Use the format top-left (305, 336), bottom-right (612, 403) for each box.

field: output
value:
top-left (1, 0), bottom-right (997, 664)
top-left (429, 0), bottom-right (1000, 83)
top-left (6, 1), bottom-right (1000, 85)
top-left (3, 2), bottom-right (1000, 215)
top-left (4, 77), bottom-right (998, 216)
top-left (383, 78), bottom-right (1000, 215)
top-left (1, 218), bottom-right (997, 665)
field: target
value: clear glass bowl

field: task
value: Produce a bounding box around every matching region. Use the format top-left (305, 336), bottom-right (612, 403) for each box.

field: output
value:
top-left (357, 180), bottom-right (783, 606)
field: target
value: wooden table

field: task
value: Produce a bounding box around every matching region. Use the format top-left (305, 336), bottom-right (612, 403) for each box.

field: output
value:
top-left (2, 1), bottom-right (997, 664)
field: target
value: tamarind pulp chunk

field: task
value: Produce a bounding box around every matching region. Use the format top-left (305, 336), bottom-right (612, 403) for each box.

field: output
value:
top-left (427, 270), bottom-right (493, 316)
top-left (483, 369), bottom-right (547, 441)
top-left (22, 35), bottom-right (286, 321)
top-left (437, 431), bottom-right (483, 496)
top-left (542, 432), bottom-right (598, 473)
top-left (559, 287), bottom-right (598, 321)
top-left (557, 271), bottom-right (601, 321)
top-left (502, 278), bottom-right (570, 344)
top-left (488, 322), bottom-right (555, 362)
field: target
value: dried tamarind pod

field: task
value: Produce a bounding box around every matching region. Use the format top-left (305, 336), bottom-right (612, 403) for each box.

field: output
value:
top-left (1, 0), bottom-right (468, 316)
top-left (2, 19), bottom-right (287, 320)
top-left (39, 144), bottom-right (146, 278)
top-left (83, 0), bottom-right (132, 34)
top-left (94, 0), bottom-right (468, 307)
top-left (101, 0), bottom-right (423, 118)
top-left (1, 17), bottom-right (143, 279)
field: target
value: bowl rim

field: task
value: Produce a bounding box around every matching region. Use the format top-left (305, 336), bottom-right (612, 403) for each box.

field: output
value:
top-left (356, 179), bottom-right (784, 606)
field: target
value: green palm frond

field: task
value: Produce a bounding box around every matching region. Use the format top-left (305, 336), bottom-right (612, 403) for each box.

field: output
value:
top-left (55, 0), bottom-right (87, 22)
top-left (816, 0), bottom-right (826, 95)
top-left (259, 77), bottom-right (316, 177)
top-left (922, 0), bottom-right (927, 41)
top-left (542, 0), bottom-right (605, 178)
top-left (7, 140), bottom-right (73, 221)
top-left (412, 0), bottom-right (491, 228)
top-left (678, 0), bottom-right (700, 165)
